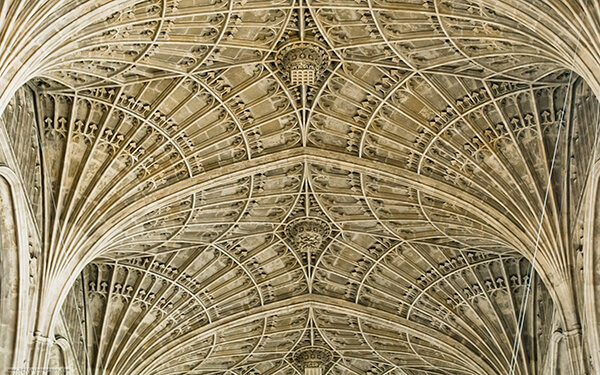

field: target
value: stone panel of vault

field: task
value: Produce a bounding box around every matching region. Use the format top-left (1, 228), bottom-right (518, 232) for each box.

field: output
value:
top-left (1, 0), bottom-right (600, 374)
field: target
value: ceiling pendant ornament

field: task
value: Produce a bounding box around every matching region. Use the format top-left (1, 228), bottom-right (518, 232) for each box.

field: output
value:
top-left (276, 42), bottom-right (330, 86)
top-left (285, 216), bottom-right (331, 254)
top-left (292, 346), bottom-right (334, 375)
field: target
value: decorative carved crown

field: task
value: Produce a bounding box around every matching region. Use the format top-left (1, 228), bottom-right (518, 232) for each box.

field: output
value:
top-left (276, 42), bottom-right (330, 86)
top-left (285, 217), bottom-right (331, 253)
top-left (293, 346), bottom-right (333, 370)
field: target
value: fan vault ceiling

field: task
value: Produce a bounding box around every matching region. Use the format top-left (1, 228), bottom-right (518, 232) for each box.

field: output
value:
top-left (1, 0), bottom-right (600, 374)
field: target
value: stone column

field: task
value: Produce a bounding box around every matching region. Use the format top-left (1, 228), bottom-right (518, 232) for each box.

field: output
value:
top-left (563, 327), bottom-right (589, 375)
top-left (29, 331), bottom-right (53, 375)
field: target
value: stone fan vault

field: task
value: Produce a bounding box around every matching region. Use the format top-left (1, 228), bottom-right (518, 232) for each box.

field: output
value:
top-left (2, 0), bottom-right (600, 374)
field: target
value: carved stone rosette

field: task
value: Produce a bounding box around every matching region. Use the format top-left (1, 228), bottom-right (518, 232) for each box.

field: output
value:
top-left (276, 42), bottom-right (330, 86)
top-left (293, 346), bottom-right (333, 373)
top-left (285, 217), bottom-right (331, 254)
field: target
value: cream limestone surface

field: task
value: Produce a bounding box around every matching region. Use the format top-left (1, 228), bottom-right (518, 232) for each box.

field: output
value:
top-left (1, 1), bottom-right (600, 374)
